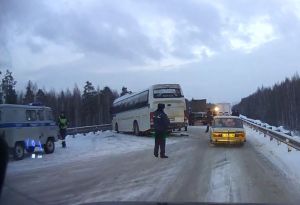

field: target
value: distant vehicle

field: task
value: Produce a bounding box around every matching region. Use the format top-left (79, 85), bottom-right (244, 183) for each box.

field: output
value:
top-left (210, 116), bottom-right (246, 145)
top-left (189, 112), bottom-right (207, 126)
top-left (187, 99), bottom-right (207, 126)
top-left (0, 104), bottom-right (59, 160)
top-left (111, 84), bottom-right (188, 135)
top-left (214, 103), bottom-right (232, 116)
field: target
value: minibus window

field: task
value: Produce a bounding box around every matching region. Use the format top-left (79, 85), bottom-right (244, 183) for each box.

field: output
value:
top-left (37, 110), bottom-right (45, 121)
top-left (26, 110), bottom-right (37, 121)
top-left (46, 110), bottom-right (54, 120)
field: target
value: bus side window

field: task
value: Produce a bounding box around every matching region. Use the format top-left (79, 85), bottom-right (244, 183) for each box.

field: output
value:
top-left (0, 110), bottom-right (1, 122)
top-left (37, 110), bottom-right (45, 121)
top-left (139, 91), bottom-right (148, 107)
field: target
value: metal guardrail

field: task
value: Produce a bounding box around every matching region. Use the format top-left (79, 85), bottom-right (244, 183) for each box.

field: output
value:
top-left (67, 124), bottom-right (112, 135)
top-left (241, 118), bottom-right (300, 151)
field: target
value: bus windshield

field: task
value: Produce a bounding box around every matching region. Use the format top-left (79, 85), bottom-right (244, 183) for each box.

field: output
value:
top-left (213, 118), bottom-right (243, 128)
top-left (153, 88), bottom-right (183, 98)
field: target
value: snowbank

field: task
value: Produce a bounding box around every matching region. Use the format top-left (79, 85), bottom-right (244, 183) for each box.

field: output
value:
top-left (241, 115), bottom-right (300, 142)
top-left (246, 126), bottom-right (300, 184)
top-left (7, 131), bottom-right (185, 173)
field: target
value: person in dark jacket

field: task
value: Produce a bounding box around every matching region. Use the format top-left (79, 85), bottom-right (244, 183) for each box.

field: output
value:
top-left (153, 103), bottom-right (170, 158)
top-left (58, 112), bottom-right (68, 148)
top-left (205, 108), bottom-right (213, 133)
top-left (0, 136), bottom-right (8, 196)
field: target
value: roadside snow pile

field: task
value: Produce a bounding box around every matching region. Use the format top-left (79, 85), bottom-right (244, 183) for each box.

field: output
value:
top-left (246, 126), bottom-right (300, 183)
top-left (7, 131), bottom-right (185, 173)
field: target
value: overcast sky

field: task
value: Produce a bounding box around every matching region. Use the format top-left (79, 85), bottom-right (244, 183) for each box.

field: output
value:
top-left (1, 0), bottom-right (300, 103)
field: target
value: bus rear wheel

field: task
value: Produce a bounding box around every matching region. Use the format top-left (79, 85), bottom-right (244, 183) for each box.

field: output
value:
top-left (133, 121), bottom-right (140, 136)
top-left (115, 123), bottom-right (119, 133)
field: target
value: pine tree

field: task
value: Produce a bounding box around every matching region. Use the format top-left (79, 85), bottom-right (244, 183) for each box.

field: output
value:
top-left (235, 73), bottom-right (300, 131)
top-left (120, 86), bottom-right (129, 96)
top-left (23, 80), bottom-right (35, 104)
top-left (82, 81), bottom-right (97, 125)
top-left (36, 89), bottom-right (46, 104)
top-left (73, 84), bottom-right (82, 126)
top-left (2, 70), bottom-right (17, 104)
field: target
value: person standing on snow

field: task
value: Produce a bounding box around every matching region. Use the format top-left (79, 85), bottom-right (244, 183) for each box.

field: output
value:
top-left (58, 112), bottom-right (68, 148)
top-left (153, 103), bottom-right (170, 158)
top-left (205, 108), bottom-right (213, 133)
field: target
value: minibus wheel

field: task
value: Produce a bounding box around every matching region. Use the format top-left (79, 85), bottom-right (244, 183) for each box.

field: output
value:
top-left (14, 142), bottom-right (25, 160)
top-left (44, 138), bottom-right (55, 154)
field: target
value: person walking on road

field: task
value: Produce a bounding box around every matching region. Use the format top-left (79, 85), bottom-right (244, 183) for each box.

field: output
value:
top-left (58, 112), bottom-right (68, 148)
top-left (153, 103), bottom-right (170, 158)
top-left (205, 108), bottom-right (213, 133)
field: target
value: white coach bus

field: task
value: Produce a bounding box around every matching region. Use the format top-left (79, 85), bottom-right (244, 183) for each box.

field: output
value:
top-left (111, 84), bottom-right (188, 135)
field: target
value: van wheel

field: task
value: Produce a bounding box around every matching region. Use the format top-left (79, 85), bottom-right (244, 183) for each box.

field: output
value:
top-left (115, 123), bottom-right (119, 133)
top-left (133, 121), bottom-right (140, 136)
top-left (184, 126), bottom-right (188, 131)
top-left (44, 138), bottom-right (55, 154)
top-left (14, 142), bottom-right (25, 160)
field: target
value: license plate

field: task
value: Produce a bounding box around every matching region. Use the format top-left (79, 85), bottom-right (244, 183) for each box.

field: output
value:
top-left (175, 117), bottom-right (184, 122)
top-left (169, 117), bottom-right (175, 122)
top-left (222, 133), bottom-right (235, 138)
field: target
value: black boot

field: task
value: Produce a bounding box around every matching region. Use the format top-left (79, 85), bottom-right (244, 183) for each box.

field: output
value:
top-left (62, 141), bottom-right (66, 148)
top-left (160, 155), bottom-right (169, 158)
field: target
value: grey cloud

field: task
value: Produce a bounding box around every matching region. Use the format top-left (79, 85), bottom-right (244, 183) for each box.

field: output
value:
top-left (2, 0), bottom-right (300, 102)
top-left (138, 0), bottom-right (223, 58)
top-left (1, 0), bottom-right (163, 66)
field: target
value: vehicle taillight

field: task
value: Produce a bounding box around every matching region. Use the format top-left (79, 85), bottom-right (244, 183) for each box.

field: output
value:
top-left (235, 132), bottom-right (245, 138)
top-left (150, 112), bottom-right (154, 125)
top-left (213, 133), bottom-right (222, 137)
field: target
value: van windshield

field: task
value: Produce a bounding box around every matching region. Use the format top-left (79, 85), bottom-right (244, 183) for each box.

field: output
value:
top-left (153, 88), bottom-right (183, 98)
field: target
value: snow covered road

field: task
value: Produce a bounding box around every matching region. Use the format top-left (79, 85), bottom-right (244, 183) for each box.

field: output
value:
top-left (1, 126), bottom-right (300, 204)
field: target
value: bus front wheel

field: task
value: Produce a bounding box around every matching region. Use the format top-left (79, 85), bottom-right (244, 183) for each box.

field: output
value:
top-left (133, 121), bottom-right (140, 136)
